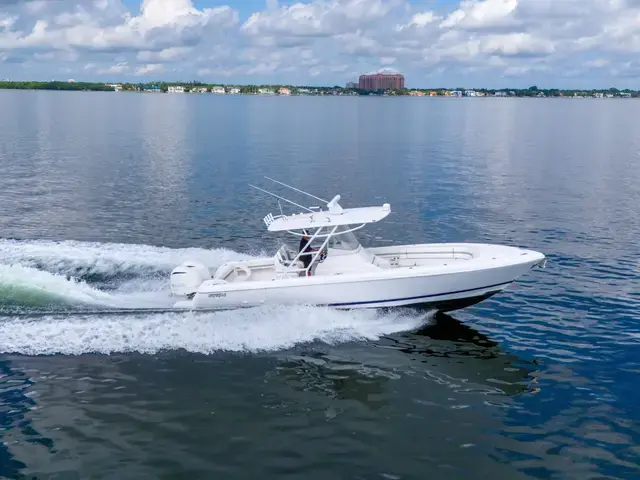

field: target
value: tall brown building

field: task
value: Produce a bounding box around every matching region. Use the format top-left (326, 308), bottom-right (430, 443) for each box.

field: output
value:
top-left (358, 70), bottom-right (405, 91)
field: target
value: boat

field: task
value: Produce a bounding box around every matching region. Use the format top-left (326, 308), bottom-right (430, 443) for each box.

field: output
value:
top-left (169, 178), bottom-right (547, 311)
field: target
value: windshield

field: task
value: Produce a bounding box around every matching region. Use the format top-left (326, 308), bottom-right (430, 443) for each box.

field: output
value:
top-left (328, 227), bottom-right (361, 251)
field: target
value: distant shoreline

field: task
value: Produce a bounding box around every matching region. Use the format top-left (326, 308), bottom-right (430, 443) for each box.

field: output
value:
top-left (0, 81), bottom-right (638, 98)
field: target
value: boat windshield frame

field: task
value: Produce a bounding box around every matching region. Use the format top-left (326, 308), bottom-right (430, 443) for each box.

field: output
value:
top-left (276, 224), bottom-right (362, 277)
top-left (327, 226), bottom-right (361, 251)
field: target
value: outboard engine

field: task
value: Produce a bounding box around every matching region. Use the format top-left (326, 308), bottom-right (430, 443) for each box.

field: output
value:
top-left (170, 261), bottom-right (211, 297)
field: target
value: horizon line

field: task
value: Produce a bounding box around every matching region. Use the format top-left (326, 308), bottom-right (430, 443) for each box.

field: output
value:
top-left (1, 80), bottom-right (639, 92)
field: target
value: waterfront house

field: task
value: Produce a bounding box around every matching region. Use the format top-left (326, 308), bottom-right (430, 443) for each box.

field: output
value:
top-left (168, 86), bottom-right (185, 93)
top-left (279, 87), bottom-right (291, 95)
top-left (212, 86), bottom-right (226, 94)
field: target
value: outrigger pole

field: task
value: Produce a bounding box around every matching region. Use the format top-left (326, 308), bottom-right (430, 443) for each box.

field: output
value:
top-left (263, 176), bottom-right (329, 204)
top-left (250, 176), bottom-right (336, 218)
top-left (248, 184), bottom-right (315, 213)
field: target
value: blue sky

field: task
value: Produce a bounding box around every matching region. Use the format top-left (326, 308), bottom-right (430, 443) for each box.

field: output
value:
top-left (1, 0), bottom-right (639, 88)
top-left (187, 0), bottom-right (463, 20)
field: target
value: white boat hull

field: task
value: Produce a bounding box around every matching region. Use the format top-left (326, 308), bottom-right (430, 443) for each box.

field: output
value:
top-left (170, 243), bottom-right (546, 312)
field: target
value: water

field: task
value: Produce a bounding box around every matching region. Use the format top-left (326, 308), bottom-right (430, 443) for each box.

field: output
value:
top-left (0, 90), bottom-right (639, 479)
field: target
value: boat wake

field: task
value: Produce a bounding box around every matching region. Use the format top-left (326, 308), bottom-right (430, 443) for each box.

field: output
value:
top-left (0, 238), bottom-right (254, 311)
top-left (0, 237), bottom-right (251, 285)
top-left (0, 238), bottom-right (432, 355)
top-left (0, 263), bottom-right (117, 308)
top-left (0, 305), bottom-right (431, 355)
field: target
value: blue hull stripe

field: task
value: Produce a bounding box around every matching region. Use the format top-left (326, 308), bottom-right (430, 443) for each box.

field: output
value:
top-left (327, 281), bottom-right (513, 307)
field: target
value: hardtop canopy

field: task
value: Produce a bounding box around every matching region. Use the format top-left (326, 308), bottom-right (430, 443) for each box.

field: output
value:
top-left (251, 178), bottom-right (391, 234)
top-left (264, 204), bottom-right (391, 232)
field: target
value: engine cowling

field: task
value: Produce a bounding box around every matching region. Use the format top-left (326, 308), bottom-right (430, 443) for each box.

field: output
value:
top-left (170, 261), bottom-right (211, 297)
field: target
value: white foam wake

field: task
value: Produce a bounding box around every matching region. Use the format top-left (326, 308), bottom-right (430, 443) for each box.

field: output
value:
top-left (0, 306), bottom-right (432, 356)
top-left (0, 263), bottom-right (116, 308)
top-left (0, 238), bottom-right (255, 278)
top-left (0, 238), bottom-right (259, 309)
top-left (0, 263), bottom-right (180, 309)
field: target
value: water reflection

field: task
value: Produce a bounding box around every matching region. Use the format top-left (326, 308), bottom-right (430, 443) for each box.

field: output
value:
top-left (272, 313), bottom-right (537, 411)
top-left (1, 91), bottom-right (638, 479)
top-left (0, 359), bottom-right (54, 479)
top-left (391, 312), bottom-right (538, 398)
top-left (139, 94), bottom-right (191, 215)
top-left (0, 313), bottom-right (535, 478)
top-left (0, 308), bottom-right (632, 479)
top-left (271, 352), bottom-right (393, 410)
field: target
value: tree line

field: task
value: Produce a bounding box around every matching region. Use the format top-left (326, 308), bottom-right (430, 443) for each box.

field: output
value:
top-left (0, 81), bottom-right (114, 91)
top-left (0, 81), bottom-right (638, 97)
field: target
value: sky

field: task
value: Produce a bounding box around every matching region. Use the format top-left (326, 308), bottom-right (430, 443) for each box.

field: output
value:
top-left (1, 0), bottom-right (639, 89)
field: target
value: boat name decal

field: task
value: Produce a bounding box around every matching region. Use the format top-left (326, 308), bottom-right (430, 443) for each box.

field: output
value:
top-left (208, 293), bottom-right (227, 298)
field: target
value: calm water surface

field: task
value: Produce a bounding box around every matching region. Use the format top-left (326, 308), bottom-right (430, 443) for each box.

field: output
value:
top-left (0, 90), bottom-right (639, 479)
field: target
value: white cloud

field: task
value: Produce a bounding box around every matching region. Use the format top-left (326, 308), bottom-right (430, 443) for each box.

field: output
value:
top-left (242, 0), bottom-right (399, 38)
top-left (0, 15), bottom-right (18, 31)
top-left (0, 0), bottom-right (238, 52)
top-left (503, 63), bottom-right (550, 77)
top-left (97, 62), bottom-right (128, 75)
top-left (137, 47), bottom-right (192, 62)
top-left (0, 0), bottom-right (640, 87)
top-left (33, 50), bottom-right (79, 62)
top-left (480, 33), bottom-right (555, 56)
top-left (584, 59), bottom-right (610, 68)
top-left (441, 0), bottom-right (519, 29)
top-left (396, 11), bottom-right (441, 32)
top-left (338, 30), bottom-right (380, 55)
top-left (410, 12), bottom-right (438, 28)
top-left (135, 63), bottom-right (164, 76)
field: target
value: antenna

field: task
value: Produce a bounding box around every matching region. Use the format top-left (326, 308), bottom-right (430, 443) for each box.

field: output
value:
top-left (264, 176), bottom-right (329, 204)
top-left (249, 184), bottom-right (315, 213)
